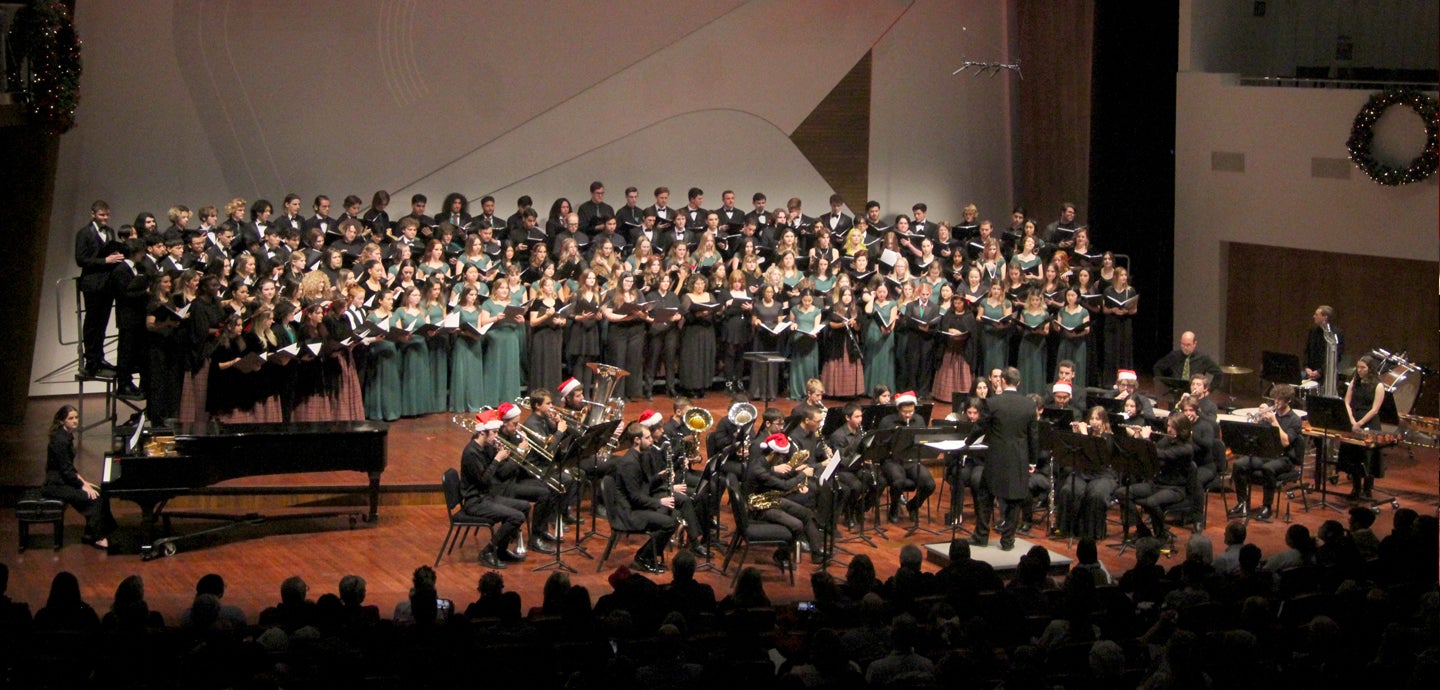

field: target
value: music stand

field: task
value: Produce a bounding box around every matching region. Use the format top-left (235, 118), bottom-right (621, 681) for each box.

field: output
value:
top-left (817, 451), bottom-right (850, 568)
top-left (1155, 376), bottom-right (1191, 406)
top-left (573, 419), bottom-right (623, 548)
top-left (1261, 351), bottom-right (1302, 389)
top-left (543, 419), bottom-right (621, 569)
top-left (892, 426), bottom-right (963, 537)
top-left (1040, 407), bottom-right (1076, 428)
top-left (1042, 426), bottom-right (1111, 547)
top-left (862, 404), bottom-right (897, 432)
top-left (1306, 395), bottom-right (1370, 512)
top-left (1108, 432), bottom-right (1159, 554)
top-left (1088, 395), bottom-right (1127, 416)
top-left (821, 406), bottom-right (848, 437)
top-left (837, 428), bottom-right (896, 545)
top-left (743, 352), bottom-right (787, 405)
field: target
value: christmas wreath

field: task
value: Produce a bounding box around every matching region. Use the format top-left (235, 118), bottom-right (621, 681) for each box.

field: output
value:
top-left (1345, 89), bottom-right (1439, 186)
top-left (7, 0), bottom-right (82, 134)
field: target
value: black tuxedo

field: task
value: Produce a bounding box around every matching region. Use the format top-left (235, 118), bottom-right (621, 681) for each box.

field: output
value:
top-left (109, 260), bottom-right (149, 384)
top-left (975, 389), bottom-right (1037, 547)
top-left (576, 200), bottom-right (615, 230)
top-left (644, 205), bottom-right (675, 232)
top-left (682, 206), bottom-right (708, 230)
top-left (744, 209), bottom-right (771, 230)
top-left (902, 299), bottom-right (943, 394)
top-left (303, 214), bottom-right (337, 237)
top-left (818, 211), bottom-right (855, 237)
top-left (75, 222), bottom-right (117, 368)
top-left (714, 206), bottom-right (745, 232)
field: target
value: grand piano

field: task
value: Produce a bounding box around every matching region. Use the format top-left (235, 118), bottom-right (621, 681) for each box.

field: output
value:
top-left (103, 421), bottom-right (388, 559)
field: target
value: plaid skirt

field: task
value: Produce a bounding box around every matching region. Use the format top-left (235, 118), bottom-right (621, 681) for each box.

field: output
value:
top-left (331, 352), bottom-right (365, 421)
top-left (931, 348), bottom-right (973, 403)
top-left (821, 349), bottom-right (866, 397)
top-left (178, 366), bottom-right (211, 425)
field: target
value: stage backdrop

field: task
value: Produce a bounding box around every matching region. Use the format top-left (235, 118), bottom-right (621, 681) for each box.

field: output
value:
top-left (33, 0), bottom-right (1017, 396)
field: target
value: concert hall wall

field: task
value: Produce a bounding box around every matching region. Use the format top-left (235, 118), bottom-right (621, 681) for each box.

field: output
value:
top-left (29, 0), bottom-right (1019, 396)
top-left (1173, 69), bottom-right (1439, 383)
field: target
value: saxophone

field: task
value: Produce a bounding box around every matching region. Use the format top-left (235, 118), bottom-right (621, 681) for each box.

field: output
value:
top-left (748, 449), bottom-right (812, 511)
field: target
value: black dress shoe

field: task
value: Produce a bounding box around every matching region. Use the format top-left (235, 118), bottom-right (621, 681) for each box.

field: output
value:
top-left (116, 384), bottom-right (145, 400)
top-left (1018, 522), bottom-right (1033, 534)
top-left (562, 511), bottom-right (580, 525)
top-left (1254, 506), bottom-right (1273, 521)
top-left (529, 538), bottom-right (558, 555)
top-left (999, 541), bottom-right (1016, 552)
top-left (810, 552), bottom-right (827, 565)
top-left (690, 543), bottom-right (710, 558)
top-left (479, 548), bottom-right (507, 569)
top-left (772, 549), bottom-right (791, 569)
top-left (632, 559), bottom-right (665, 575)
top-left (1226, 504), bottom-right (1248, 518)
top-left (968, 534), bottom-right (989, 548)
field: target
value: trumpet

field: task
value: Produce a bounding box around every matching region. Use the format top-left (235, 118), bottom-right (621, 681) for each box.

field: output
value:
top-left (515, 396), bottom-right (587, 428)
top-left (493, 434), bottom-right (565, 493)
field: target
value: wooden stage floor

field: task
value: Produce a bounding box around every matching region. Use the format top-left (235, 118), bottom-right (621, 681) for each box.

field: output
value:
top-left (1, 391), bottom-right (1435, 625)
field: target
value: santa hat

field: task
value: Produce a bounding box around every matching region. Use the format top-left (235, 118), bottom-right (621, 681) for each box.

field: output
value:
top-left (498, 402), bottom-right (521, 421)
top-left (558, 377), bottom-right (582, 398)
top-left (762, 433), bottom-right (792, 454)
top-left (476, 410), bottom-right (503, 432)
top-left (638, 409), bottom-right (663, 428)
top-left (895, 390), bottom-right (918, 406)
top-left (1052, 382), bottom-right (1073, 395)
top-left (1116, 370), bottom-right (1138, 382)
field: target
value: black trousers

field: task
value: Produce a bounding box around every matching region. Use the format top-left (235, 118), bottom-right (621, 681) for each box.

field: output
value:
top-left (462, 495), bottom-right (530, 548)
top-left (503, 478), bottom-right (562, 535)
top-left (883, 460), bottom-right (936, 514)
top-left (1232, 456), bottom-right (1294, 508)
top-left (628, 508), bottom-right (678, 561)
top-left (644, 328), bottom-right (680, 393)
top-left (42, 483), bottom-right (114, 539)
top-left (757, 499), bottom-right (822, 550)
top-left (80, 288), bottom-right (113, 368)
top-left (973, 486), bottom-right (1024, 546)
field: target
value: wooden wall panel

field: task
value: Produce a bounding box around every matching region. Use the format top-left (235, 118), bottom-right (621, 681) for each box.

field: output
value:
top-left (1225, 243), bottom-right (1439, 417)
top-left (790, 51), bottom-right (871, 209)
top-left (1015, 0), bottom-right (1093, 223)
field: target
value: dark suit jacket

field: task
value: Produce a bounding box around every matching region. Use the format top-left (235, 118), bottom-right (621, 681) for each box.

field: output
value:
top-left (1152, 349), bottom-right (1222, 384)
top-left (109, 262), bottom-right (149, 329)
top-left (981, 390), bottom-right (1037, 500)
top-left (75, 222), bottom-right (115, 292)
top-left (818, 212), bottom-right (855, 236)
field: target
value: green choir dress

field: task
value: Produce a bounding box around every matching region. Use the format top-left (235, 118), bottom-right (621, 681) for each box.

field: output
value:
top-left (864, 301), bottom-right (897, 394)
top-left (449, 307), bottom-right (486, 412)
top-left (394, 308), bottom-right (432, 417)
top-left (1055, 308), bottom-right (1089, 392)
top-left (1018, 310), bottom-right (1049, 396)
top-left (362, 312), bottom-right (401, 421)
top-left (789, 307), bottom-right (821, 399)
top-left (979, 300), bottom-right (1011, 374)
top-left (480, 300), bottom-right (523, 406)
top-left (425, 303), bottom-right (450, 413)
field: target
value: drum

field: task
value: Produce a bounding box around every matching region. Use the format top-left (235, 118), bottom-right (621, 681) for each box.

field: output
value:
top-left (1380, 358), bottom-right (1421, 415)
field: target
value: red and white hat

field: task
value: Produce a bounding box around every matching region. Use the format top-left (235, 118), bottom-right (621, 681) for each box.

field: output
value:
top-left (895, 390), bottom-right (918, 406)
top-left (558, 377), bottom-right (582, 398)
top-left (762, 433), bottom-right (792, 454)
top-left (1116, 370), bottom-right (1138, 382)
top-left (638, 409), bottom-right (663, 428)
top-left (498, 402), bottom-right (521, 421)
top-left (476, 410), bottom-right (503, 432)
top-left (1052, 382), bottom-right (1073, 395)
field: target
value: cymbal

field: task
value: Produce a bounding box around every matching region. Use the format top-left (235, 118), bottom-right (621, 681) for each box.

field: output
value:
top-left (1220, 365), bottom-right (1254, 375)
top-left (1340, 366), bottom-right (1356, 378)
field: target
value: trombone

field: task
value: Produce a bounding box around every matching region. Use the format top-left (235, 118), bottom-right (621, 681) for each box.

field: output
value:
top-left (515, 395), bottom-right (587, 428)
top-left (493, 434), bottom-right (565, 493)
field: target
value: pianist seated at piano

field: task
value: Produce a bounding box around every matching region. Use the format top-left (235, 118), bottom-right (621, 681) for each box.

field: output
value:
top-left (43, 405), bottom-right (115, 549)
top-left (1338, 355), bottom-right (1386, 499)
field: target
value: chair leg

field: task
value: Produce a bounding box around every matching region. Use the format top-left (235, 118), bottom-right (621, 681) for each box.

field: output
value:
top-left (435, 526), bottom-right (455, 567)
top-left (731, 543), bottom-right (749, 586)
top-left (18, 523), bottom-right (27, 553)
top-left (721, 534), bottom-right (741, 575)
top-left (597, 532), bottom-right (621, 572)
top-left (54, 519), bottom-right (63, 550)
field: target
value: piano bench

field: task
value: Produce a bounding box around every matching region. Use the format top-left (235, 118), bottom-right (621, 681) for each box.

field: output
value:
top-left (16, 490), bottom-right (65, 552)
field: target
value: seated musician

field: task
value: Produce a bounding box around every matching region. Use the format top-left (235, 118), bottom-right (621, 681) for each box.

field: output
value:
top-left (640, 410), bottom-right (709, 557)
top-left (825, 402), bottom-right (869, 528)
top-left (1228, 384), bottom-right (1303, 520)
top-left (522, 390), bottom-right (581, 523)
top-left (943, 398), bottom-right (986, 528)
top-left (788, 406), bottom-right (833, 509)
top-left (745, 434), bottom-right (826, 565)
top-left (1114, 414), bottom-right (1195, 539)
top-left (494, 402), bottom-right (561, 555)
top-left (611, 413), bottom-right (678, 574)
top-left (705, 392), bottom-right (756, 483)
top-left (1112, 370), bottom-right (1156, 419)
top-left (1151, 331), bottom-right (1222, 399)
top-left (1046, 381), bottom-right (1086, 419)
top-left (1177, 394), bottom-right (1222, 489)
top-left (878, 391), bottom-right (936, 524)
top-left (1023, 393), bottom-right (1054, 533)
top-left (1054, 405), bottom-right (1119, 540)
top-left (1187, 374), bottom-right (1219, 423)
top-left (459, 410), bottom-right (532, 569)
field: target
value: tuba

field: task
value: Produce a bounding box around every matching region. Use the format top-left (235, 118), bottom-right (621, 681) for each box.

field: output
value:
top-left (748, 449), bottom-right (811, 511)
top-left (682, 407), bottom-right (713, 455)
top-left (585, 362), bottom-right (631, 426)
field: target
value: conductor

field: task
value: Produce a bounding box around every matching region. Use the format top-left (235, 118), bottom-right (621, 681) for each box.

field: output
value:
top-left (970, 367), bottom-right (1036, 551)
